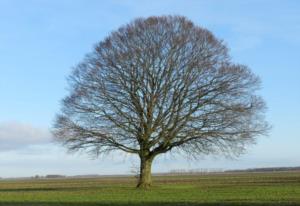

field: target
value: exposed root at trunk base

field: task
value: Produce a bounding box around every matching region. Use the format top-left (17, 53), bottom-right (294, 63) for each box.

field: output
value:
top-left (136, 182), bottom-right (151, 189)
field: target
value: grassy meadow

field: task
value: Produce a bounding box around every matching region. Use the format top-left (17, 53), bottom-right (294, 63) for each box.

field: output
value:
top-left (0, 171), bottom-right (299, 205)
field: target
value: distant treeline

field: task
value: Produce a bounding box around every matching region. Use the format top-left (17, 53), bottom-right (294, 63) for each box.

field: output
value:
top-left (166, 168), bottom-right (224, 175)
top-left (226, 166), bottom-right (300, 173)
top-left (166, 166), bottom-right (300, 175)
top-left (33, 175), bottom-right (66, 179)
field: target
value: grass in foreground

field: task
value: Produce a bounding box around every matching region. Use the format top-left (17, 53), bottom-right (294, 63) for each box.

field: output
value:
top-left (0, 171), bottom-right (300, 205)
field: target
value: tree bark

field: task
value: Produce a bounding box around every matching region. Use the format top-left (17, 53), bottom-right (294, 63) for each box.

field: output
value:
top-left (136, 156), bottom-right (153, 189)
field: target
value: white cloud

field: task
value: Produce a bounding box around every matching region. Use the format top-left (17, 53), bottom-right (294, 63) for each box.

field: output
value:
top-left (0, 121), bottom-right (52, 151)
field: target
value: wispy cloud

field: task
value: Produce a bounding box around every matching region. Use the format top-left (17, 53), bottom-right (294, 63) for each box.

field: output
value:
top-left (0, 122), bottom-right (52, 151)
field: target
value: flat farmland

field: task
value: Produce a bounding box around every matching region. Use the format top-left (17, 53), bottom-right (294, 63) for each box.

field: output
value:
top-left (0, 171), bottom-right (300, 205)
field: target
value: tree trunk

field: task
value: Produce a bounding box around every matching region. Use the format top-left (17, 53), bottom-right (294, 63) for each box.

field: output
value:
top-left (136, 156), bottom-right (153, 189)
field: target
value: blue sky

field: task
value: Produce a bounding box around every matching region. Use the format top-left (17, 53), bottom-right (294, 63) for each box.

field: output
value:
top-left (0, 0), bottom-right (299, 177)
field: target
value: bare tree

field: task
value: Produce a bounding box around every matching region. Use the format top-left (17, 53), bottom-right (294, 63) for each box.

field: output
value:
top-left (53, 16), bottom-right (269, 188)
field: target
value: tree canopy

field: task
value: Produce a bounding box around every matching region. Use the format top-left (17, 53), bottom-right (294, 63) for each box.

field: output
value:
top-left (53, 16), bottom-right (269, 188)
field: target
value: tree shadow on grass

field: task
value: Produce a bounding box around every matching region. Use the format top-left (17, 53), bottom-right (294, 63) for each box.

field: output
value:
top-left (0, 202), bottom-right (299, 206)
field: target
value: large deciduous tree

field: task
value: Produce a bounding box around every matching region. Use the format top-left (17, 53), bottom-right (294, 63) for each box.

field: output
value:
top-left (53, 16), bottom-right (269, 188)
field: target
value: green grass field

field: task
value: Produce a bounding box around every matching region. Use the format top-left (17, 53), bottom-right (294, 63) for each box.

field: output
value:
top-left (0, 171), bottom-right (300, 206)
